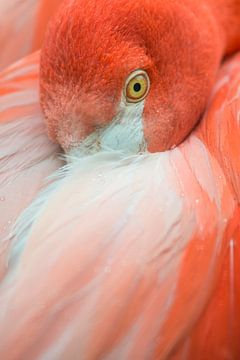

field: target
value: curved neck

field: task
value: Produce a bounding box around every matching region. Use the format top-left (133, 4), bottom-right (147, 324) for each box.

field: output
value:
top-left (206, 0), bottom-right (240, 54)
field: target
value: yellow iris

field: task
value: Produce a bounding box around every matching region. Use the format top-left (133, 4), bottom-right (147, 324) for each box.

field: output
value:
top-left (125, 70), bottom-right (150, 103)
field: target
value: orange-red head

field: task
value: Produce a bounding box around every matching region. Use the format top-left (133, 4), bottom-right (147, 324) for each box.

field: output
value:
top-left (40, 0), bottom-right (223, 153)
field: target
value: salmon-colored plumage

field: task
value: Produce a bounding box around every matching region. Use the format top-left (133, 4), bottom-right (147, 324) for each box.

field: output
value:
top-left (0, 1), bottom-right (240, 359)
top-left (40, 0), bottom-right (240, 152)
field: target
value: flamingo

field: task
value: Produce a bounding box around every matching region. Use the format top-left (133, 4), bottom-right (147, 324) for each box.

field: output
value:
top-left (0, 0), bottom-right (240, 359)
top-left (40, 0), bottom-right (240, 152)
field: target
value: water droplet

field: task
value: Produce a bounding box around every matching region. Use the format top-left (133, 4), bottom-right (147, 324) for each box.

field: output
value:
top-left (195, 198), bottom-right (200, 204)
top-left (97, 172), bottom-right (106, 184)
top-left (180, 192), bottom-right (185, 198)
top-left (104, 266), bottom-right (111, 274)
top-left (0, 196), bottom-right (5, 202)
top-left (7, 220), bottom-right (12, 225)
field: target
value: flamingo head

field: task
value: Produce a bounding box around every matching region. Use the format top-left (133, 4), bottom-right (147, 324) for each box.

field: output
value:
top-left (40, 0), bottom-right (221, 153)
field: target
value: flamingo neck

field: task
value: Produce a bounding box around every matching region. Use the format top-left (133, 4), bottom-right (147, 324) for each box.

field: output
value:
top-left (205, 0), bottom-right (240, 55)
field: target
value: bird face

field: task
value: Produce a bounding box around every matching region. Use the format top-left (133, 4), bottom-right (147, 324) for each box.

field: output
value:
top-left (40, 0), bottom-right (222, 153)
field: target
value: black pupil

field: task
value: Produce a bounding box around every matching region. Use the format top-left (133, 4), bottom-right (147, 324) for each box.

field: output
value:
top-left (133, 83), bottom-right (141, 92)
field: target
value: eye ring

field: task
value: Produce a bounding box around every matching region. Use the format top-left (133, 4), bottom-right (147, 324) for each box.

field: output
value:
top-left (124, 69), bottom-right (150, 103)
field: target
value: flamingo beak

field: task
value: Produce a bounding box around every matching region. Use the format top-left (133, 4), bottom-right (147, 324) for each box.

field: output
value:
top-left (69, 97), bottom-right (147, 156)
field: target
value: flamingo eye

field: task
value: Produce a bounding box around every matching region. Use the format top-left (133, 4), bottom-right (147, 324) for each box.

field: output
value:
top-left (125, 70), bottom-right (150, 103)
